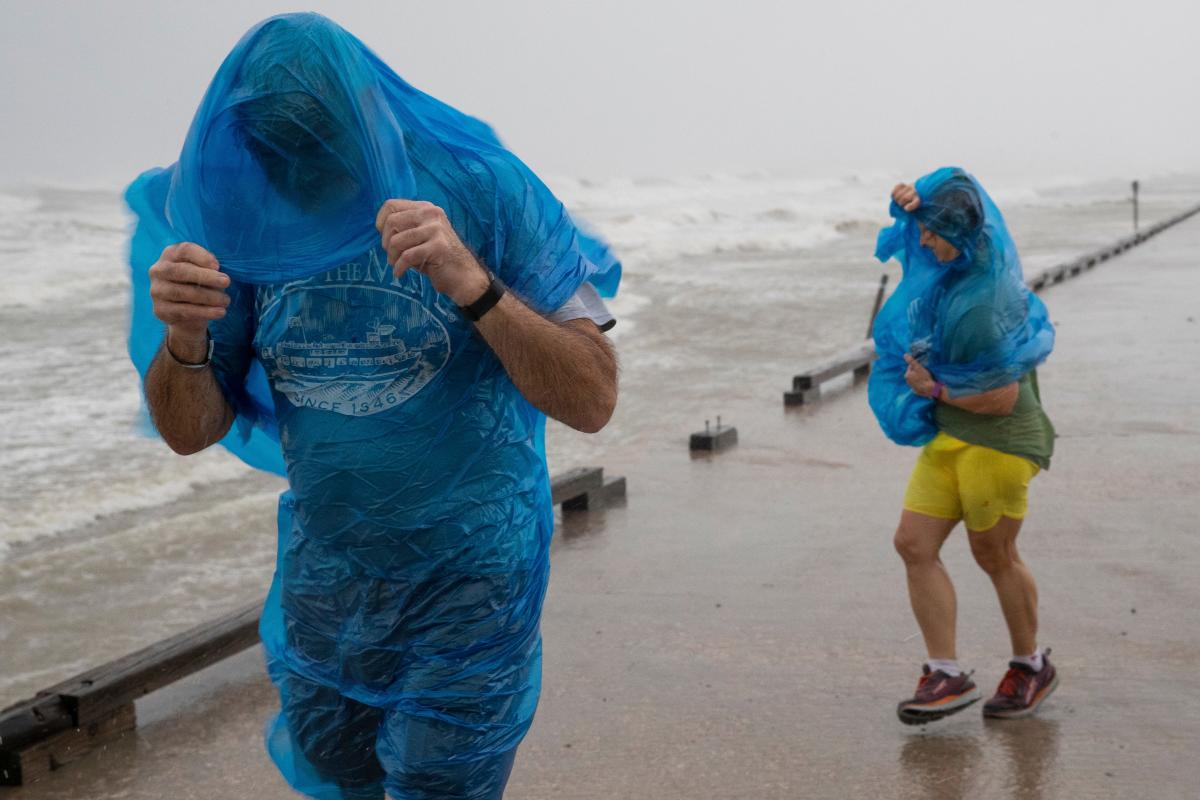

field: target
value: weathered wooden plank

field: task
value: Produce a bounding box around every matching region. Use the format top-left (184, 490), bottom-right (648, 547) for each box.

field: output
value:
top-left (562, 475), bottom-right (627, 511)
top-left (0, 695), bottom-right (74, 755)
top-left (562, 491), bottom-right (589, 512)
top-left (597, 476), bottom-right (627, 505)
top-left (549, 467), bottom-right (603, 506)
top-left (792, 342), bottom-right (876, 391)
top-left (1026, 202), bottom-right (1200, 297)
top-left (4, 704), bottom-right (136, 786)
top-left (783, 386), bottom-right (821, 406)
top-left (0, 750), bottom-right (18, 786)
top-left (49, 601), bottom-right (262, 726)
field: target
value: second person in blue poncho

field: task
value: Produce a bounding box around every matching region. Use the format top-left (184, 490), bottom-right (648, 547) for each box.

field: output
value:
top-left (872, 171), bottom-right (1061, 726)
top-left (131, 13), bottom-right (620, 800)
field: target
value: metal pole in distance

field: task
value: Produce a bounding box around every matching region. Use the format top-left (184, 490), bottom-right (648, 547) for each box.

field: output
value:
top-left (1132, 180), bottom-right (1140, 232)
top-left (867, 273), bottom-right (889, 339)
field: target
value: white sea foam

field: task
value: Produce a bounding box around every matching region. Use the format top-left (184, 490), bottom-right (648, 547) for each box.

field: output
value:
top-left (0, 187), bottom-right (130, 311)
top-left (0, 451), bottom-right (253, 553)
top-left (548, 170), bottom-right (1146, 276)
top-left (0, 172), bottom-right (1140, 313)
top-left (0, 331), bottom-right (254, 552)
top-left (549, 172), bottom-right (887, 269)
top-left (602, 289), bottom-right (651, 340)
top-left (0, 191), bottom-right (42, 216)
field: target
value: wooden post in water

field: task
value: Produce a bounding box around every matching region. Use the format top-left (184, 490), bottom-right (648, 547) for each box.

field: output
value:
top-left (867, 273), bottom-right (889, 340)
top-left (690, 417), bottom-right (738, 452)
top-left (1132, 180), bottom-right (1140, 232)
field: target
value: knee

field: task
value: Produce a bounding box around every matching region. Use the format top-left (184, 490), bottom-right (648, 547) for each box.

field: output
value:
top-left (970, 537), bottom-right (1015, 576)
top-left (377, 715), bottom-right (518, 800)
top-left (894, 527), bottom-right (937, 565)
top-left (278, 682), bottom-right (386, 792)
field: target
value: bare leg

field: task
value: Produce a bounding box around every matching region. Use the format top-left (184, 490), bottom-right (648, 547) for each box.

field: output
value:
top-left (894, 510), bottom-right (961, 660)
top-left (968, 516), bottom-right (1038, 656)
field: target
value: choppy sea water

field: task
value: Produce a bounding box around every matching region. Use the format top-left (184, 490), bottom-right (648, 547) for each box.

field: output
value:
top-left (2, 170), bottom-right (1197, 702)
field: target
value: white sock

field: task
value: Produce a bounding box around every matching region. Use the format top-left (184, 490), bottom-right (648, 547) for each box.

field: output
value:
top-left (926, 659), bottom-right (962, 677)
top-left (1012, 649), bottom-right (1043, 672)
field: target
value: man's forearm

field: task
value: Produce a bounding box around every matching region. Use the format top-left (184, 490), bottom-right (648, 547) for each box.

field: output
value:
top-left (144, 334), bottom-right (235, 455)
top-left (372, 201), bottom-right (616, 431)
top-left (473, 293), bottom-right (617, 433)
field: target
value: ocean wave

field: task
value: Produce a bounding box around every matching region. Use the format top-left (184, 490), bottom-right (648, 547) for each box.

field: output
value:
top-left (0, 192), bottom-right (42, 215)
top-left (0, 245), bottom-right (129, 309)
top-left (0, 188), bottom-right (131, 310)
top-left (0, 448), bottom-right (254, 555)
top-left (0, 170), bottom-right (1185, 314)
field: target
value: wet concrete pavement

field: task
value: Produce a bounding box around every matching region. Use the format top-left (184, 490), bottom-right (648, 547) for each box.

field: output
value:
top-left (8, 219), bottom-right (1200, 799)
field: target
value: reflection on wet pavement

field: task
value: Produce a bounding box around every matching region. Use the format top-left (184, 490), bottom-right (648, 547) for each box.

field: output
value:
top-left (898, 718), bottom-right (1061, 800)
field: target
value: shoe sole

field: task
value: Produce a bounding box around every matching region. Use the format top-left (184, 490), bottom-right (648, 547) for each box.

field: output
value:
top-left (897, 687), bottom-right (983, 725)
top-left (983, 673), bottom-right (1060, 720)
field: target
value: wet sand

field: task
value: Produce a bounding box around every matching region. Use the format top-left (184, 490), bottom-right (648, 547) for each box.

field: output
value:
top-left (7, 218), bottom-right (1200, 799)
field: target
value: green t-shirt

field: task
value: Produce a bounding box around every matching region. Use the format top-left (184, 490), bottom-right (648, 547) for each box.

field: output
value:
top-left (933, 306), bottom-right (1056, 470)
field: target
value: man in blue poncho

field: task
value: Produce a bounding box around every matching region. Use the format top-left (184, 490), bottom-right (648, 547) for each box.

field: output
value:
top-left (869, 169), bottom-right (1060, 725)
top-left (130, 14), bottom-right (619, 800)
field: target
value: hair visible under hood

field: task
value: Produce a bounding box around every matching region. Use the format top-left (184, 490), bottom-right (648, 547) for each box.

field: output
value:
top-left (912, 169), bottom-right (986, 258)
top-left (868, 167), bottom-right (1055, 446)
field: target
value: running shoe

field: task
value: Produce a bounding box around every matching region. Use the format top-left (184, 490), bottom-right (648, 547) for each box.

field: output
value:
top-left (983, 648), bottom-right (1059, 719)
top-left (897, 665), bottom-right (982, 725)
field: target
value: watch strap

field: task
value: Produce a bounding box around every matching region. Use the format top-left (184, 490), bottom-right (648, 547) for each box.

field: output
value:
top-left (459, 274), bottom-right (507, 322)
top-left (166, 331), bottom-right (214, 369)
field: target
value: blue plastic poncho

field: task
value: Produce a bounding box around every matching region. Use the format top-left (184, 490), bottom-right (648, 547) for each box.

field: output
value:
top-left (869, 167), bottom-right (1054, 446)
top-left (126, 13), bottom-right (620, 800)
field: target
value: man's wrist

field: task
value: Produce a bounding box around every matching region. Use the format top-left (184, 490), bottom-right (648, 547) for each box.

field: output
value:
top-left (459, 272), bottom-right (507, 322)
top-left (448, 257), bottom-right (492, 307)
top-left (166, 329), bottom-right (212, 367)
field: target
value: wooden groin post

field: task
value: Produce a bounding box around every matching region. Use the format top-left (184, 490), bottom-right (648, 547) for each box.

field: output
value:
top-left (689, 416), bottom-right (738, 452)
top-left (1132, 180), bottom-right (1140, 232)
top-left (549, 466), bottom-right (627, 511)
top-left (866, 273), bottom-right (888, 340)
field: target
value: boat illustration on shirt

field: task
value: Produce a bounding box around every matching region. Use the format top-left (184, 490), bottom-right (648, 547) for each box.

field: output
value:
top-left (267, 319), bottom-right (425, 373)
top-left (256, 281), bottom-right (453, 417)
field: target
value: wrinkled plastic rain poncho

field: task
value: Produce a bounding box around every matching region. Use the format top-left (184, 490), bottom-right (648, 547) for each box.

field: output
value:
top-left (125, 13), bottom-right (620, 799)
top-left (869, 167), bottom-right (1054, 446)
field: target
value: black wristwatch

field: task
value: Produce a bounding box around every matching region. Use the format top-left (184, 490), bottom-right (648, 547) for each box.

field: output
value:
top-left (459, 274), bottom-right (507, 322)
top-left (165, 331), bottom-right (214, 369)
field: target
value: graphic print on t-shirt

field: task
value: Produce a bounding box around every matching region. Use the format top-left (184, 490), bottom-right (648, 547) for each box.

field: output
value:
top-left (254, 250), bottom-right (452, 416)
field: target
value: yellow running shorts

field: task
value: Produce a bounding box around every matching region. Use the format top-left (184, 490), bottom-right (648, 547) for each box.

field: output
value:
top-left (903, 432), bottom-right (1040, 532)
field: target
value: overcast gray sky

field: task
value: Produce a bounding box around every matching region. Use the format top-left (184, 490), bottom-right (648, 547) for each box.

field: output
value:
top-left (2, 0), bottom-right (1197, 188)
